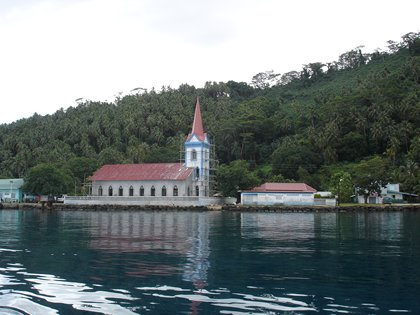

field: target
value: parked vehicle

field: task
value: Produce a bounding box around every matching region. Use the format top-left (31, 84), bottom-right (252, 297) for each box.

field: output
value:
top-left (24, 193), bottom-right (38, 203)
top-left (56, 195), bottom-right (67, 203)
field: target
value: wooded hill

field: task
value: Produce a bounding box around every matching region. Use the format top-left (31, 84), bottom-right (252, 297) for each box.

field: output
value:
top-left (1, 32), bottom-right (419, 198)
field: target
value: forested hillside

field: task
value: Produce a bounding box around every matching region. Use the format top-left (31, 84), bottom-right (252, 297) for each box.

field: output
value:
top-left (1, 32), bottom-right (419, 198)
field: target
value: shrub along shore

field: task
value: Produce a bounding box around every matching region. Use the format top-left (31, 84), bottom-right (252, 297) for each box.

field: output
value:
top-left (1, 202), bottom-right (420, 212)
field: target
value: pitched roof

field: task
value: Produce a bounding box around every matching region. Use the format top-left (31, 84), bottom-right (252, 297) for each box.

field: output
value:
top-left (90, 163), bottom-right (193, 181)
top-left (187, 97), bottom-right (207, 142)
top-left (249, 182), bottom-right (317, 193)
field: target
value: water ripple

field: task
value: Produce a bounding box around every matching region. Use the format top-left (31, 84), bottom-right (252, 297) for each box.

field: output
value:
top-left (1, 267), bottom-right (138, 315)
top-left (136, 285), bottom-right (316, 313)
top-left (17, 272), bottom-right (137, 314)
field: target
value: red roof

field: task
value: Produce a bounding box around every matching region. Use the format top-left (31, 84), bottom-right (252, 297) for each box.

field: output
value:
top-left (250, 182), bottom-right (317, 193)
top-left (90, 163), bottom-right (193, 181)
top-left (187, 97), bottom-right (207, 142)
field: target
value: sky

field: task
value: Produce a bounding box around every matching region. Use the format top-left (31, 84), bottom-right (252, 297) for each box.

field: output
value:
top-left (0, 0), bottom-right (419, 124)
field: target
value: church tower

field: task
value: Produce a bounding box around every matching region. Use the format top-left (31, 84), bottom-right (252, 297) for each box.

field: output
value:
top-left (185, 97), bottom-right (210, 197)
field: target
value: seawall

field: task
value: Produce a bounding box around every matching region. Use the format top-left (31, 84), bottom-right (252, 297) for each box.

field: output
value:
top-left (1, 203), bottom-right (420, 212)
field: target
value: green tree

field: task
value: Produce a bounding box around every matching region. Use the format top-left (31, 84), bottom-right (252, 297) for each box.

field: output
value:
top-left (329, 171), bottom-right (353, 204)
top-left (98, 147), bottom-right (125, 165)
top-left (251, 71), bottom-right (280, 89)
top-left (352, 156), bottom-right (392, 203)
top-left (216, 160), bottom-right (259, 197)
top-left (23, 163), bottom-right (72, 195)
top-left (271, 140), bottom-right (321, 180)
top-left (63, 157), bottom-right (98, 194)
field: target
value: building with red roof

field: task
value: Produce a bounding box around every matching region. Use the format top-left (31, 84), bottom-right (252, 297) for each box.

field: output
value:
top-left (241, 182), bottom-right (317, 206)
top-left (87, 98), bottom-right (211, 203)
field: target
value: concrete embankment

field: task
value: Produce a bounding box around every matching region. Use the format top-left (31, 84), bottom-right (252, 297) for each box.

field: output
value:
top-left (221, 204), bottom-right (420, 212)
top-left (1, 202), bottom-right (420, 212)
top-left (0, 202), bottom-right (211, 211)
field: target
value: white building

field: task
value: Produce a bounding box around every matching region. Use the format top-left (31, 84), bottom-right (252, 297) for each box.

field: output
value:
top-left (241, 182), bottom-right (317, 206)
top-left (356, 183), bottom-right (417, 204)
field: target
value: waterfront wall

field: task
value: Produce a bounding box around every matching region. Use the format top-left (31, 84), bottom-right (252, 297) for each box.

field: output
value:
top-left (222, 204), bottom-right (420, 212)
top-left (64, 195), bottom-right (236, 207)
top-left (2, 202), bottom-right (419, 212)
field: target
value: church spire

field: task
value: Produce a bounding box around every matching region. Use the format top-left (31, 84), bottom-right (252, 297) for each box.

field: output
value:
top-left (188, 97), bottom-right (206, 141)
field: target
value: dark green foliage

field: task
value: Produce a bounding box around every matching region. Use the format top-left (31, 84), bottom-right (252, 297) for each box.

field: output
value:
top-left (0, 32), bottom-right (419, 195)
top-left (63, 157), bottom-right (98, 186)
top-left (23, 163), bottom-right (72, 195)
top-left (271, 139), bottom-right (321, 180)
top-left (216, 160), bottom-right (260, 197)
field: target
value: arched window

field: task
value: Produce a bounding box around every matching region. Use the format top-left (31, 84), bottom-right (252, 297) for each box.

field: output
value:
top-left (187, 186), bottom-right (191, 196)
top-left (118, 186), bottom-right (123, 196)
top-left (162, 186), bottom-right (167, 196)
top-left (151, 186), bottom-right (155, 196)
top-left (98, 186), bottom-right (103, 196)
top-left (108, 186), bottom-right (113, 196)
top-left (195, 185), bottom-right (199, 196)
top-left (140, 186), bottom-right (144, 196)
top-left (129, 186), bottom-right (134, 196)
top-left (173, 185), bottom-right (178, 196)
top-left (191, 149), bottom-right (197, 160)
top-left (195, 167), bottom-right (200, 179)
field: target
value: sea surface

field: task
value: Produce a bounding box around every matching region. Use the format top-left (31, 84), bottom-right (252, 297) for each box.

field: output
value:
top-left (0, 209), bottom-right (419, 314)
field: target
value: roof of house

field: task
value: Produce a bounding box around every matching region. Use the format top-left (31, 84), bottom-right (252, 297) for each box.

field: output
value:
top-left (90, 163), bottom-right (194, 181)
top-left (0, 178), bottom-right (24, 190)
top-left (186, 97), bottom-right (207, 142)
top-left (387, 190), bottom-right (418, 197)
top-left (247, 182), bottom-right (317, 193)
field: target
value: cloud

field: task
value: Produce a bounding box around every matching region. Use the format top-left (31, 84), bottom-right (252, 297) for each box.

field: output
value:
top-left (0, 0), bottom-right (419, 123)
top-left (139, 0), bottom-right (240, 46)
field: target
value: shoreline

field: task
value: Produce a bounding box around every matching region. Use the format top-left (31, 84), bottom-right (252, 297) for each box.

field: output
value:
top-left (1, 202), bottom-right (420, 212)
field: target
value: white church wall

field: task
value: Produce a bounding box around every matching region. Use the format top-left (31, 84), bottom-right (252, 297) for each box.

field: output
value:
top-left (65, 196), bottom-right (236, 206)
top-left (92, 177), bottom-right (195, 198)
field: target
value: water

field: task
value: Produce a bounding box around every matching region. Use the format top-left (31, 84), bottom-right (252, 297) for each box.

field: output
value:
top-left (0, 209), bottom-right (419, 314)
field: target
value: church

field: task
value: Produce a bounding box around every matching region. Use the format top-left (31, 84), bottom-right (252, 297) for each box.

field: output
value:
top-left (64, 98), bottom-right (232, 206)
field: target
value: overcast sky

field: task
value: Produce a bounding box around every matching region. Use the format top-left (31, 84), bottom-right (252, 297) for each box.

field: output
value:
top-left (0, 0), bottom-right (419, 124)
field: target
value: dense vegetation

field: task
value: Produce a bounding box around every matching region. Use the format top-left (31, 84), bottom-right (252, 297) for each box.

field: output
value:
top-left (1, 32), bottom-right (419, 199)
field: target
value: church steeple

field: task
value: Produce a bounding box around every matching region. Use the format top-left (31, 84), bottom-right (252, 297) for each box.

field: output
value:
top-left (187, 97), bottom-right (206, 142)
top-left (185, 97), bottom-right (210, 197)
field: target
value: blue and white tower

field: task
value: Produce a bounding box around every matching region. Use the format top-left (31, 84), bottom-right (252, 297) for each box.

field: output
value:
top-left (185, 97), bottom-right (210, 197)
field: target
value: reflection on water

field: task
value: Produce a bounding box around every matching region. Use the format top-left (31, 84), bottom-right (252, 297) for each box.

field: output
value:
top-left (0, 210), bottom-right (419, 314)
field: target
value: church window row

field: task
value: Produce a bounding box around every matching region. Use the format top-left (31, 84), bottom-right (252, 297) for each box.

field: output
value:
top-left (97, 185), bottom-right (200, 197)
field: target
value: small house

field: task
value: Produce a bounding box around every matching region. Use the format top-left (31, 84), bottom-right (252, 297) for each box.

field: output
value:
top-left (356, 183), bottom-right (418, 204)
top-left (241, 182), bottom-right (317, 206)
top-left (0, 178), bottom-right (24, 202)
